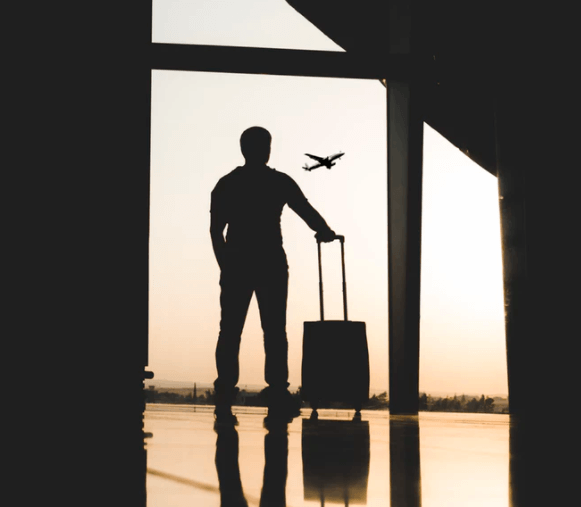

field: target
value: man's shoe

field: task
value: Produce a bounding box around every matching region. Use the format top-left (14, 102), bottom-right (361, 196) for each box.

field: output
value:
top-left (267, 389), bottom-right (301, 421)
top-left (214, 386), bottom-right (240, 406)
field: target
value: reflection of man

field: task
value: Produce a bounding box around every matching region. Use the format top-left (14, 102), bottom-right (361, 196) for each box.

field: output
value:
top-left (214, 419), bottom-right (289, 507)
top-left (210, 126), bottom-right (336, 423)
top-left (214, 424), bottom-right (248, 507)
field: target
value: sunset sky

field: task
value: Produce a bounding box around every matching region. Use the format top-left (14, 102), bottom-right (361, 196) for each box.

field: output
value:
top-left (148, 0), bottom-right (508, 396)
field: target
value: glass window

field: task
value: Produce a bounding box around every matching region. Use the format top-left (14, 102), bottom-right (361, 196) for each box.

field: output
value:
top-left (149, 70), bottom-right (386, 391)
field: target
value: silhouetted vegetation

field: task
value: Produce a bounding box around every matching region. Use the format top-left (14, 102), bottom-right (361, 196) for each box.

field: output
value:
top-left (364, 391), bottom-right (389, 410)
top-left (144, 386), bottom-right (507, 414)
top-left (144, 386), bottom-right (215, 405)
top-left (419, 393), bottom-right (505, 413)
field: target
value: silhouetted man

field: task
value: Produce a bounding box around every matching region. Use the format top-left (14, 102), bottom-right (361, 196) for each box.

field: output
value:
top-left (211, 126), bottom-right (336, 423)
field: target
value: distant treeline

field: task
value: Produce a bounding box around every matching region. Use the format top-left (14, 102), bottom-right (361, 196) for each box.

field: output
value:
top-left (145, 387), bottom-right (506, 413)
top-left (419, 393), bottom-right (504, 413)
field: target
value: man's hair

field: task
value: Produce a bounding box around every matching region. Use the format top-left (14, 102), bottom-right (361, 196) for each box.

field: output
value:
top-left (240, 126), bottom-right (271, 163)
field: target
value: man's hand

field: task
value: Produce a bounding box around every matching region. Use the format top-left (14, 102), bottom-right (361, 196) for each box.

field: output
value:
top-left (315, 228), bottom-right (337, 243)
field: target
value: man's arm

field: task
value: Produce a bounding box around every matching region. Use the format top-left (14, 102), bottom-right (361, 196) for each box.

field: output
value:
top-left (210, 182), bottom-right (229, 269)
top-left (210, 213), bottom-right (228, 270)
top-left (287, 179), bottom-right (336, 242)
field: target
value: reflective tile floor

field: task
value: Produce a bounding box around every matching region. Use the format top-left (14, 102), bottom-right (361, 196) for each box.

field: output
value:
top-left (144, 405), bottom-right (521, 506)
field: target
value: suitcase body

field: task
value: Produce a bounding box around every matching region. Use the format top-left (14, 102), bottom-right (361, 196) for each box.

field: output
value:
top-left (301, 320), bottom-right (369, 409)
top-left (301, 237), bottom-right (370, 411)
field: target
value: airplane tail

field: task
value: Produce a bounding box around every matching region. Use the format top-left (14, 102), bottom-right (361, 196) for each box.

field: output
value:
top-left (303, 164), bottom-right (310, 171)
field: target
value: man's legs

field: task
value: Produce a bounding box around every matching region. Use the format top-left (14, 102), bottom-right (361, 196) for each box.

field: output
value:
top-left (214, 272), bottom-right (254, 414)
top-left (255, 265), bottom-right (299, 418)
top-left (255, 266), bottom-right (289, 390)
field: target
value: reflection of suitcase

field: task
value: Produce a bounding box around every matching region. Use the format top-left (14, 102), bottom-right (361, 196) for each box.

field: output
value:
top-left (301, 236), bottom-right (370, 412)
top-left (302, 419), bottom-right (370, 505)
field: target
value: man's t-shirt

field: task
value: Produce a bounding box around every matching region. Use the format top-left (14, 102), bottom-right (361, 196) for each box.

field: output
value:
top-left (211, 165), bottom-right (328, 263)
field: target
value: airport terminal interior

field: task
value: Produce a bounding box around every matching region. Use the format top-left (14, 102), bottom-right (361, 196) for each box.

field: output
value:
top-left (125, 3), bottom-right (572, 506)
top-left (38, 1), bottom-right (573, 506)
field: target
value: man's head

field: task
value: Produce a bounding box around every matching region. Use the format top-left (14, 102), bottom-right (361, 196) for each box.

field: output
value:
top-left (240, 126), bottom-right (271, 164)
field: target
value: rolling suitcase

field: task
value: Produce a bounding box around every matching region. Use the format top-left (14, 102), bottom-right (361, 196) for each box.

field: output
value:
top-left (301, 235), bottom-right (370, 414)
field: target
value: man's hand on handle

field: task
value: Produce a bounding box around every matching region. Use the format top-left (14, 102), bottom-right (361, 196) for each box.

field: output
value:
top-left (315, 228), bottom-right (338, 243)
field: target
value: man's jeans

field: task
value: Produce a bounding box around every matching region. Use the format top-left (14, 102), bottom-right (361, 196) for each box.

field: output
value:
top-left (214, 257), bottom-right (289, 405)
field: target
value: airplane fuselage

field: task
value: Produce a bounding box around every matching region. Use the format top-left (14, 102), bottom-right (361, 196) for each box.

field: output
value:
top-left (303, 151), bottom-right (344, 171)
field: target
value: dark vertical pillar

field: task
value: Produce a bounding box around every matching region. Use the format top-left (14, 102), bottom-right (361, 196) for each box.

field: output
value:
top-left (142, 18), bottom-right (153, 373)
top-left (387, 0), bottom-right (423, 415)
top-left (509, 417), bottom-right (528, 507)
top-left (53, 2), bottom-right (153, 503)
top-left (493, 5), bottom-right (541, 421)
top-left (390, 416), bottom-right (422, 507)
top-left (495, 95), bottom-right (529, 418)
top-left (100, 3), bottom-right (153, 504)
top-left (496, 5), bottom-right (576, 504)
top-left (495, 57), bottom-right (575, 504)
top-left (140, 0), bottom-right (154, 421)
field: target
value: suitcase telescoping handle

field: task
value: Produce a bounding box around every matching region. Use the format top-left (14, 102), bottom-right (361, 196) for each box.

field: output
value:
top-left (317, 235), bottom-right (347, 322)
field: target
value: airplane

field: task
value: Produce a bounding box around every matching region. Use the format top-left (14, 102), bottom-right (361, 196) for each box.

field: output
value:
top-left (302, 152), bottom-right (344, 171)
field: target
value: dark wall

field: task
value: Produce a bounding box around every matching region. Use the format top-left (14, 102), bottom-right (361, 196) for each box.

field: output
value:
top-left (30, 4), bottom-right (152, 505)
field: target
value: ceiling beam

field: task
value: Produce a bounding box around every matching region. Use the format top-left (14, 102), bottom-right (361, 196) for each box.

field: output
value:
top-left (151, 43), bottom-right (413, 80)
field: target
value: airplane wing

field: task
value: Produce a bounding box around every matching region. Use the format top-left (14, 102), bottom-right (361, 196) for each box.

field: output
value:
top-left (305, 153), bottom-right (325, 163)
